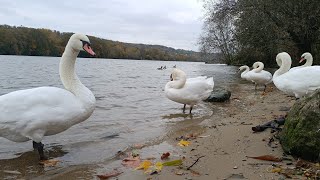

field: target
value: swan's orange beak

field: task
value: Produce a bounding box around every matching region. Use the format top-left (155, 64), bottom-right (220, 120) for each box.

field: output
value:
top-left (83, 44), bottom-right (96, 56)
top-left (299, 57), bottom-right (305, 63)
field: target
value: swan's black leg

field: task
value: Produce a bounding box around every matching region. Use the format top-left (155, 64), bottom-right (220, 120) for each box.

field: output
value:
top-left (254, 83), bottom-right (257, 91)
top-left (189, 106), bottom-right (193, 114)
top-left (263, 85), bottom-right (267, 92)
top-left (33, 141), bottom-right (48, 160)
top-left (183, 104), bottom-right (186, 113)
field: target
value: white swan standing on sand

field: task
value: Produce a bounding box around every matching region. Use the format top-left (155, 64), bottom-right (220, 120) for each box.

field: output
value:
top-left (0, 34), bottom-right (96, 160)
top-left (165, 68), bottom-right (214, 114)
top-left (239, 62), bottom-right (272, 92)
top-left (273, 52), bottom-right (320, 98)
top-left (248, 62), bottom-right (273, 91)
top-left (290, 52), bottom-right (313, 71)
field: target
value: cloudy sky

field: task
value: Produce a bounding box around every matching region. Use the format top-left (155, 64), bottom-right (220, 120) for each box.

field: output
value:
top-left (0, 0), bottom-right (204, 51)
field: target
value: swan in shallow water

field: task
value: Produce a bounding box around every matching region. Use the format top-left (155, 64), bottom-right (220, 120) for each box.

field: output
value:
top-left (165, 68), bottom-right (214, 114)
top-left (239, 62), bottom-right (272, 91)
top-left (0, 34), bottom-right (96, 160)
top-left (273, 52), bottom-right (320, 98)
top-left (290, 52), bottom-right (313, 71)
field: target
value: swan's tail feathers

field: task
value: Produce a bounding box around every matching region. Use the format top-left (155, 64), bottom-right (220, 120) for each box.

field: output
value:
top-left (206, 77), bottom-right (214, 89)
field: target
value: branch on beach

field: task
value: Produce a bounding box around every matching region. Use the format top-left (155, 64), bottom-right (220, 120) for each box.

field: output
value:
top-left (187, 155), bottom-right (205, 170)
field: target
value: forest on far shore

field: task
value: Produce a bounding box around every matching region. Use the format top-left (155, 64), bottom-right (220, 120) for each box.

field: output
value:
top-left (0, 25), bottom-right (207, 62)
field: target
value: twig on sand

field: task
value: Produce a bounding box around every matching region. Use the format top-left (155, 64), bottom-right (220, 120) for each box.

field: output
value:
top-left (187, 156), bottom-right (205, 170)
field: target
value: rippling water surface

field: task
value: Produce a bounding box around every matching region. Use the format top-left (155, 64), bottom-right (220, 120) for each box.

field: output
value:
top-left (0, 55), bottom-right (239, 166)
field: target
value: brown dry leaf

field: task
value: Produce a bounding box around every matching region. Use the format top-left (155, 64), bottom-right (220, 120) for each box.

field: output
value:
top-left (121, 155), bottom-right (141, 168)
top-left (161, 152), bottom-right (170, 160)
top-left (247, 155), bottom-right (282, 162)
top-left (97, 171), bottom-right (123, 179)
top-left (39, 159), bottom-right (60, 167)
top-left (190, 169), bottom-right (201, 176)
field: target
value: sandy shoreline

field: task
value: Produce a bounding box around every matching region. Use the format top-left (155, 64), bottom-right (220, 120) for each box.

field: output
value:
top-left (1, 82), bottom-right (300, 180)
top-left (105, 82), bottom-right (297, 180)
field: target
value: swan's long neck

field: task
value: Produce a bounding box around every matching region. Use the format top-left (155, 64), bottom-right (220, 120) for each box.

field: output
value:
top-left (273, 55), bottom-right (291, 79)
top-left (166, 76), bottom-right (187, 89)
top-left (59, 44), bottom-right (95, 107)
top-left (241, 66), bottom-right (249, 78)
top-left (302, 56), bottom-right (313, 67)
top-left (253, 62), bottom-right (264, 73)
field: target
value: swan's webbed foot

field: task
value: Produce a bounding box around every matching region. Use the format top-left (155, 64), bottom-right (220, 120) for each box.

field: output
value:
top-left (33, 141), bottom-right (48, 160)
top-left (183, 104), bottom-right (186, 113)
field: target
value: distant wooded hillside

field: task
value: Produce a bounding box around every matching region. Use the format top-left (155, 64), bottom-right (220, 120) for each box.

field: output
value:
top-left (0, 25), bottom-right (209, 62)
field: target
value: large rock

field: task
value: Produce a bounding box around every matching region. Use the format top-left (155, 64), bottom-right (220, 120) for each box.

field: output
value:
top-left (280, 89), bottom-right (320, 161)
top-left (205, 87), bottom-right (231, 102)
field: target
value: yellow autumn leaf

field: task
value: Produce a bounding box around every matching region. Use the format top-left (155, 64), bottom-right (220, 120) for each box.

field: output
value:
top-left (155, 162), bottom-right (163, 171)
top-left (162, 159), bottom-right (183, 166)
top-left (135, 160), bottom-right (152, 171)
top-left (178, 140), bottom-right (190, 147)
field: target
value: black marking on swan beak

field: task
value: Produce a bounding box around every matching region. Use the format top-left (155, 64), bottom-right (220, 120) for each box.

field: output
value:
top-left (80, 40), bottom-right (91, 47)
top-left (170, 74), bottom-right (173, 81)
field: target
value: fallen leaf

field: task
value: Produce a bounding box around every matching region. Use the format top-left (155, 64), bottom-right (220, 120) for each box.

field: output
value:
top-left (97, 171), bottom-right (123, 179)
top-left (178, 140), bottom-right (190, 147)
top-left (161, 152), bottom-right (170, 160)
top-left (135, 160), bottom-right (153, 171)
top-left (39, 159), bottom-right (60, 167)
top-left (155, 162), bottom-right (163, 171)
top-left (162, 159), bottom-right (183, 166)
top-left (247, 155), bottom-right (282, 162)
top-left (121, 156), bottom-right (141, 168)
top-left (190, 169), bottom-right (201, 176)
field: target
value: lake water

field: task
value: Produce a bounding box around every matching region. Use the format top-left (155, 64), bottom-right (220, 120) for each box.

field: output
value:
top-left (0, 55), bottom-right (240, 171)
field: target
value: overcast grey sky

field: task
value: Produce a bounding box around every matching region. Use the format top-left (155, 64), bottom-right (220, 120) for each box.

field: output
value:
top-left (0, 0), bottom-right (204, 51)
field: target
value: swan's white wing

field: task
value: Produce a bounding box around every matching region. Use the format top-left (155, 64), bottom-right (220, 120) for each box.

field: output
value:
top-left (247, 70), bottom-right (273, 84)
top-left (0, 87), bottom-right (86, 142)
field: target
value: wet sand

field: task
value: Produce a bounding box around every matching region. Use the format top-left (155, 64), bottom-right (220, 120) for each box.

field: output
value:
top-left (0, 82), bottom-right (297, 179)
top-left (117, 83), bottom-right (296, 180)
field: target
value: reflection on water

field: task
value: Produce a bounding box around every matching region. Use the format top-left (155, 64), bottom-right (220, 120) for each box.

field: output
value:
top-left (0, 55), bottom-right (241, 178)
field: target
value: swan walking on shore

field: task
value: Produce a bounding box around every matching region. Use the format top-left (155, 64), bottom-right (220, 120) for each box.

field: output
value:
top-left (165, 68), bottom-right (214, 114)
top-left (249, 62), bottom-right (273, 92)
top-left (0, 34), bottom-right (96, 160)
top-left (273, 52), bottom-right (320, 98)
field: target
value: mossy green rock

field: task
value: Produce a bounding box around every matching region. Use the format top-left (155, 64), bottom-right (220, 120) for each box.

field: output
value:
top-left (280, 89), bottom-right (320, 161)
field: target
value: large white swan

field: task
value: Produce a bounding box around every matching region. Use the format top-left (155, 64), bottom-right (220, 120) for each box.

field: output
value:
top-left (290, 52), bottom-right (313, 71)
top-left (165, 68), bottom-right (214, 114)
top-left (0, 34), bottom-right (96, 160)
top-left (273, 52), bottom-right (320, 98)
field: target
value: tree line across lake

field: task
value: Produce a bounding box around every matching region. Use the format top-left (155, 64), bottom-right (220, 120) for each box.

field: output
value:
top-left (0, 25), bottom-right (202, 62)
